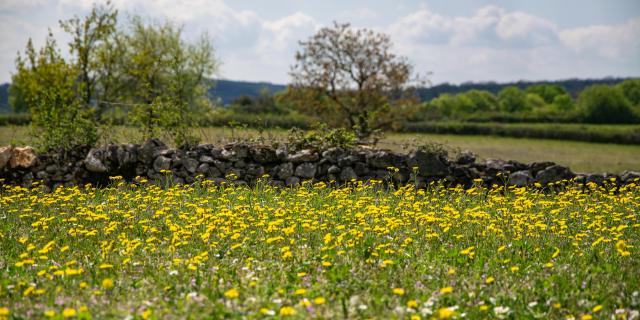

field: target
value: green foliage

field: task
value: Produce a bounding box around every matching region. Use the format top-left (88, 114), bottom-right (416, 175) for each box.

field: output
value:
top-left (0, 114), bottom-right (30, 126)
top-left (130, 97), bottom-right (199, 147)
top-left (59, 2), bottom-right (118, 107)
top-left (460, 90), bottom-right (499, 112)
top-left (525, 93), bottom-right (546, 110)
top-left (8, 2), bottom-right (217, 148)
top-left (118, 17), bottom-right (217, 109)
top-left (550, 94), bottom-right (574, 112)
top-left (617, 79), bottom-right (640, 106)
top-left (286, 124), bottom-right (357, 151)
top-left (498, 86), bottom-right (528, 112)
top-left (577, 85), bottom-right (637, 124)
top-left (525, 84), bottom-right (568, 104)
top-left (11, 34), bottom-right (98, 151)
top-left (30, 86), bottom-right (98, 151)
top-left (428, 94), bottom-right (474, 118)
top-left (229, 89), bottom-right (287, 115)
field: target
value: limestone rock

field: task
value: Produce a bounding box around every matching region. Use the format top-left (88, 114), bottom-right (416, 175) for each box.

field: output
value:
top-left (295, 163), bottom-right (317, 179)
top-left (407, 150), bottom-right (449, 176)
top-left (621, 171), bottom-right (640, 183)
top-left (536, 165), bottom-right (575, 185)
top-left (455, 150), bottom-right (476, 165)
top-left (0, 146), bottom-right (12, 170)
top-left (250, 146), bottom-right (278, 163)
top-left (340, 167), bottom-right (357, 181)
top-left (585, 174), bottom-right (605, 185)
top-left (287, 149), bottom-right (319, 163)
top-left (327, 165), bottom-right (341, 174)
top-left (508, 170), bottom-right (533, 187)
top-left (183, 158), bottom-right (199, 174)
top-left (10, 146), bottom-right (37, 169)
top-left (321, 147), bottom-right (345, 163)
top-left (138, 139), bottom-right (168, 164)
top-left (285, 176), bottom-right (300, 186)
top-left (153, 156), bottom-right (172, 172)
top-left (367, 150), bottom-right (402, 169)
top-left (276, 162), bottom-right (294, 180)
top-left (84, 149), bottom-right (108, 173)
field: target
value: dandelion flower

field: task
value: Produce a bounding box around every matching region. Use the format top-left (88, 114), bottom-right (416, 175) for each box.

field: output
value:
top-left (439, 286), bottom-right (453, 294)
top-left (434, 307), bottom-right (456, 319)
top-left (279, 306), bottom-right (297, 316)
top-left (62, 308), bottom-right (77, 318)
top-left (101, 278), bottom-right (114, 289)
top-left (224, 288), bottom-right (239, 299)
top-left (392, 288), bottom-right (405, 296)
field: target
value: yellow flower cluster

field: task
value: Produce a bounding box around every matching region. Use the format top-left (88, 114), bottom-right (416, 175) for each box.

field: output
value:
top-left (0, 179), bottom-right (638, 318)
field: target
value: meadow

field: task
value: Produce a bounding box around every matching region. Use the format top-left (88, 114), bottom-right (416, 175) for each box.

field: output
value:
top-left (2, 125), bottom-right (639, 173)
top-left (1, 179), bottom-right (639, 319)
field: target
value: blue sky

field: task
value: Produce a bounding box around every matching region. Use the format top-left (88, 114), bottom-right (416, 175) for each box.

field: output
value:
top-left (1, 0), bottom-right (639, 84)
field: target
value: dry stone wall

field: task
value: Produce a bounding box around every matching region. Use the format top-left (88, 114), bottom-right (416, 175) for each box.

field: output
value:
top-left (0, 138), bottom-right (639, 190)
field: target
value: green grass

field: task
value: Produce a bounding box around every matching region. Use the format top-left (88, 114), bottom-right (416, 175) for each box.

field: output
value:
top-left (403, 121), bottom-right (640, 144)
top-left (382, 133), bottom-right (640, 173)
top-left (1, 180), bottom-right (638, 319)
top-left (1, 125), bottom-right (639, 173)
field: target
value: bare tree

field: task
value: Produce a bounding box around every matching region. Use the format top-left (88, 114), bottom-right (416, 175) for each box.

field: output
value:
top-left (288, 22), bottom-right (419, 139)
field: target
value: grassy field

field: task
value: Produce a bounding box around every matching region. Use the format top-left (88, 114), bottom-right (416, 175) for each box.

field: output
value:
top-left (1, 180), bottom-right (638, 319)
top-left (403, 121), bottom-right (640, 144)
top-left (1, 125), bottom-right (639, 173)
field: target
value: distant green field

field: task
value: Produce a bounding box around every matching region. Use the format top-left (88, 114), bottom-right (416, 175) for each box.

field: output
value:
top-left (1, 125), bottom-right (639, 173)
top-left (403, 121), bottom-right (640, 144)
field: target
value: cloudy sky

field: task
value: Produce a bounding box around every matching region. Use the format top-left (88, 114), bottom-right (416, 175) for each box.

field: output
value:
top-left (1, 0), bottom-right (639, 85)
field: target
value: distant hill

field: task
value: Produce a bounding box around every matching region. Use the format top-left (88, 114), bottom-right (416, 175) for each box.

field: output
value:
top-left (0, 83), bottom-right (9, 113)
top-left (416, 77), bottom-right (630, 101)
top-left (209, 79), bottom-right (286, 105)
top-left (0, 77), bottom-right (634, 111)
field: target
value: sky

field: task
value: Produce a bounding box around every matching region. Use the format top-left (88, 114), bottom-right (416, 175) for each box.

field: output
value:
top-left (0, 0), bottom-right (639, 85)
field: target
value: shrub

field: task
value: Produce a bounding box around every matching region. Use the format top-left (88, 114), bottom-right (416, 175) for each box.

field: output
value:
top-left (577, 85), bottom-right (638, 124)
top-left (617, 79), bottom-right (640, 106)
top-left (30, 86), bottom-right (98, 151)
top-left (498, 86), bottom-right (528, 112)
top-left (286, 124), bottom-right (357, 151)
top-left (130, 97), bottom-right (199, 147)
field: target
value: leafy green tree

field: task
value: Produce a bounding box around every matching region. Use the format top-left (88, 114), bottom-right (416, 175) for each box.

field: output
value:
top-left (60, 2), bottom-right (118, 108)
top-left (10, 4), bottom-right (218, 147)
top-left (616, 79), bottom-right (640, 106)
top-left (498, 86), bottom-right (528, 112)
top-left (460, 90), bottom-right (499, 112)
top-left (550, 94), bottom-right (574, 112)
top-left (11, 34), bottom-right (98, 150)
top-left (577, 85), bottom-right (637, 123)
top-left (428, 94), bottom-right (473, 118)
top-left (525, 93), bottom-right (546, 110)
top-left (525, 84), bottom-right (568, 104)
top-left (120, 17), bottom-right (217, 145)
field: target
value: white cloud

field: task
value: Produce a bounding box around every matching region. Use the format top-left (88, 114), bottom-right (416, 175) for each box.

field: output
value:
top-left (560, 17), bottom-right (640, 59)
top-left (385, 6), bottom-right (639, 83)
top-left (388, 6), bottom-right (558, 48)
top-left (0, 1), bottom-right (638, 84)
top-left (0, 0), bottom-right (48, 11)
